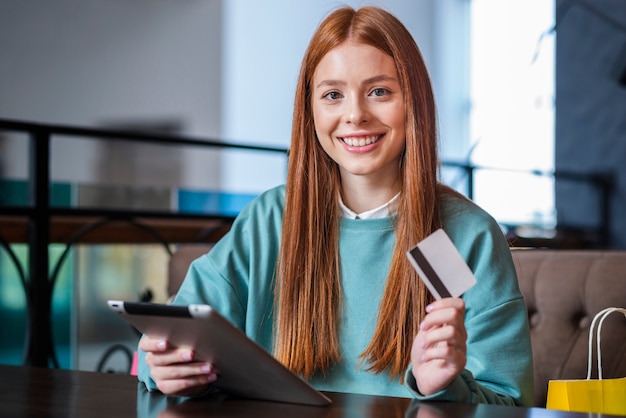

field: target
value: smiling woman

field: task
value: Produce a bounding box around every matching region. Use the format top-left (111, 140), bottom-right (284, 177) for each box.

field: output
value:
top-left (136, 5), bottom-right (534, 405)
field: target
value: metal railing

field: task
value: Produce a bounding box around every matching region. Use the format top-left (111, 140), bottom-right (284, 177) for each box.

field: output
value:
top-left (0, 118), bottom-right (288, 367)
top-left (0, 117), bottom-right (614, 367)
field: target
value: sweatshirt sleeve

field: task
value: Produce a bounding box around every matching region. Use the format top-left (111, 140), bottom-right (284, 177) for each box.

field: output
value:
top-left (405, 198), bottom-right (534, 406)
top-left (136, 186), bottom-right (285, 391)
top-left (404, 298), bottom-right (534, 405)
top-left (136, 251), bottom-right (248, 391)
top-left (136, 212), bottom-right (251, 390)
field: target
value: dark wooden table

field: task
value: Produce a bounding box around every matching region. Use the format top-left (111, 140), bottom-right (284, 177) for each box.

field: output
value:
top-left (0, 365), bottom-right (619, 418)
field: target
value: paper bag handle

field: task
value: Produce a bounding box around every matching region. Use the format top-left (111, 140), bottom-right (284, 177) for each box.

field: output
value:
top-left (586, 307), bottom-right (626, 380)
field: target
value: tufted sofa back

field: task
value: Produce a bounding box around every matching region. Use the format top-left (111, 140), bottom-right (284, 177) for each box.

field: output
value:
top-left (168, 246), bottom-right (626, 407)
top-left (511, 249), bottom-right (626, 407)
top-left (167, 244), bottom-right (214, 299)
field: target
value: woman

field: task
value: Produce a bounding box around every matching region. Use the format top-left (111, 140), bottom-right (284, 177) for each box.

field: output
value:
top-left (138, 5), bottom-right (534, 405)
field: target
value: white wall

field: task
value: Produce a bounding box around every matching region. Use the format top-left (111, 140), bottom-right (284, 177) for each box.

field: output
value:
top-left (0, 0), bottom-right (222, 189)
top-left (0, 0), bottom-right (467, 194)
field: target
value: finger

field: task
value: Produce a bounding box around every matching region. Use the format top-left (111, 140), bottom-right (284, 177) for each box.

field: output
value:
top-left (420, 310), bottom-right (463, 332)
top-left (156, 372), bottom-right (218, 397)
top-left (419, 329), bottom-right (467, 357)
top-left (421, 303), bottom-right (465, 331)
top-left (426, 297), bottom-right (465, 313)
top-left (152, 361), bottom-right (217, 381)
top-left (146, 347), bottom-right (196, 367)
top-left (421, 324), bottom-right (462, 345)
top-left (421, 343), bottom-right (466, 366)
top-left (139, 335), bottom-right (169, 352)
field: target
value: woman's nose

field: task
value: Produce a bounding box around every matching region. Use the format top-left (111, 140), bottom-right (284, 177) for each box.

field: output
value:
top-left (346, 96), bottom-right (369, 125)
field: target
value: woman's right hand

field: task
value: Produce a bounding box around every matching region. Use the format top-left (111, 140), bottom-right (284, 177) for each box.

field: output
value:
top-left (139, 335), bottom-right (218, 396)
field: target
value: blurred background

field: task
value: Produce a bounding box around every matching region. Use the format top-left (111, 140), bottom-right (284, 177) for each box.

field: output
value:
top-left (1, 0), bottom-right (624, 373)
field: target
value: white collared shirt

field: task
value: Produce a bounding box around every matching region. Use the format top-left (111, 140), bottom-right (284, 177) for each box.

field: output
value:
top-left (338, 192), bottom-right (400, 219)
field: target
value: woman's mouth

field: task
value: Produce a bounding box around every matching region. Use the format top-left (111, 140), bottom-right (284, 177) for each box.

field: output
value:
top-left (338, 134), bottom-right (383, 147)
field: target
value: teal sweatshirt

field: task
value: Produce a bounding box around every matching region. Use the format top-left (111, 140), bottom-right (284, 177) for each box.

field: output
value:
top-left (138, 185), bottom-right (534, 406)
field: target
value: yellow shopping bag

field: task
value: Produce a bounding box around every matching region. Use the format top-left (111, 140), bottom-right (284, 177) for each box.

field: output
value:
top-left (546, 307), bottom-right (626, 415)
top-left (547, 377), bottom-right (626, 415)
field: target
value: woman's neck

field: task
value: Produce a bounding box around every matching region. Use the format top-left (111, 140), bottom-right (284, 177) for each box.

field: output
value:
top-left (340, 175), bottom-right (401, 214)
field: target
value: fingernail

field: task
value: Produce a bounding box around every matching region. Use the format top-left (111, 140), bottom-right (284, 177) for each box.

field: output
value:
top-left (182, 351), bottom-right (193, 361)
top-left (425, 303), bottom-right (434, 313)
top-left (201, 364), bottom-right (212, 373)
top-left (156, 341), bottom-right (166, 350)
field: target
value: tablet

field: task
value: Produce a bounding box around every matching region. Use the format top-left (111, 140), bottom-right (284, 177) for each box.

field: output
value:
top-left (107, 300), bottom-right (331, 406)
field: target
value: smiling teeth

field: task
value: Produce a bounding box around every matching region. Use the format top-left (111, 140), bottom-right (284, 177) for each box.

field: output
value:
top-left (341, 135), bottom-right (381, 147)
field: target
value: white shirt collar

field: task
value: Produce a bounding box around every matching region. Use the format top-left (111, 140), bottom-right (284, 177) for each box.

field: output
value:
top-left (339, 192), bottom-right (400, 219)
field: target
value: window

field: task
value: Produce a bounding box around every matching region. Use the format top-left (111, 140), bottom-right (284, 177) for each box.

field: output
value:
top-left (469, 0), bottom-right (555, 229)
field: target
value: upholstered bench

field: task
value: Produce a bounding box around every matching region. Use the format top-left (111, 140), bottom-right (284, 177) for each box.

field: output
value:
top-left (168, 246), bottom-right (626, 408)
top-left (511, 249), bottom-right (626, 407)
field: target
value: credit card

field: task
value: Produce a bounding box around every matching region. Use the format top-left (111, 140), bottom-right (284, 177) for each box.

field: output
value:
top-left (406, 228), bottom-right (477, 299)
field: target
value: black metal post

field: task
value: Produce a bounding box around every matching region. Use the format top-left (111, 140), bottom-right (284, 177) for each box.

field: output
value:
top-left (24, 129), bottom-right (54, 367)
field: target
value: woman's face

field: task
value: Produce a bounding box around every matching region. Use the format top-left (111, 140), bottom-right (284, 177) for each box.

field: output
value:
top-left (312, 40), bottom-right (406, 185)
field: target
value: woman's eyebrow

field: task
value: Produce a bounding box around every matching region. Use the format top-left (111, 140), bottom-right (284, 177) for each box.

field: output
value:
top-left (362, 74), bottom-right (397, 85)
top-left (315, 74), bottom-right (397, 89)
top-left (315, 79), bottom-right (345, 89)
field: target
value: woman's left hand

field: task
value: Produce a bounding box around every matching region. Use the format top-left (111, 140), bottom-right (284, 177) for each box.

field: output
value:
top-left (411, 297), bottom-right (467, 396)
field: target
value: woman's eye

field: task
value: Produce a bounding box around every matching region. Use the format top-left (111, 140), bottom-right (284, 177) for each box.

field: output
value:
top-left (323, 91), bottom-right (342, 100)
top-left (371, 88), bottom-right (388, 97)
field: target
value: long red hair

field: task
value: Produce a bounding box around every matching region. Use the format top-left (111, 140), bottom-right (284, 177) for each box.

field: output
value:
top-left (275, 6), bottom-right (441, 381)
